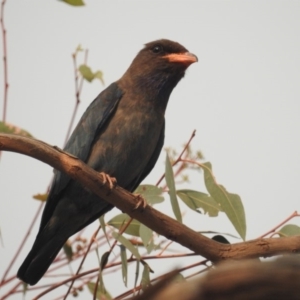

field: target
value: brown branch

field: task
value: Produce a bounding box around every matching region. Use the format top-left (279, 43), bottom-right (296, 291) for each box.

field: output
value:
top-left (1, 133), bottom-right (300, 267)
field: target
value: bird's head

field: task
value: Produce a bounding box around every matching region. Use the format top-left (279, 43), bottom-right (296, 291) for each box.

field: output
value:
top-left (139, 39), bottom-right (197, 72)
top-left (122, 39), bottom-right (197, 104)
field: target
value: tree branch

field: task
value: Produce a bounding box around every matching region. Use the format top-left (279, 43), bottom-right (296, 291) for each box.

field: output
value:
top-left (1, 133), bottom-right (300, 263)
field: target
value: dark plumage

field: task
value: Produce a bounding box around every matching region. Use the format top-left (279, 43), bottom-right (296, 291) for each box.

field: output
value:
top-left (17, 39), bottom-right (197, 285)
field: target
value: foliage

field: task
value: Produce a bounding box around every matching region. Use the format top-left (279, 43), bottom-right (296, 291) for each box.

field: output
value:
top-left (0, 121), bottom-right (32, 137)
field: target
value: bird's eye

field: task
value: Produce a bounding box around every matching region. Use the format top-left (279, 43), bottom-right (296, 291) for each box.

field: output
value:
top-left (152, 45), bottom-right (163, 54)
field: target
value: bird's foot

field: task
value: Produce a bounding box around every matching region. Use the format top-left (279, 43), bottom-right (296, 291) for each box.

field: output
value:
top-left (99, 172), bottom-right (117, 191)
top-left (133, 194), bottom-right (147, 210)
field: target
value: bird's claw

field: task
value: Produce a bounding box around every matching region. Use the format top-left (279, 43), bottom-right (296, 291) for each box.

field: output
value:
top-left (99, 172), bottom-right (117, 191)
top-left (133, 194), bottom-right (147, 210)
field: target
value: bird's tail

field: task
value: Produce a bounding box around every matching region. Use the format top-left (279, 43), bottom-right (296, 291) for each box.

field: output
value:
top-left (17, 194), bottom-right (114, 285)
top-left (17, 229), bottom-right (68, 285)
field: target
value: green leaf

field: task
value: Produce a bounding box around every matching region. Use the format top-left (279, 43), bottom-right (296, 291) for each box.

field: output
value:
top-left (100, 251), bottom-right (110, 270)
top-left (278, 224), bottom-right (300, 237)
top-left (165, 153), bottom-right (182, 222)
top-left (202, 162), bottom-right (246, 240)
top-left (0, 121), bottom-right (33, 137)
top-left (79, 65), bottom-right (94, 82)
top-left (139, 224), bottom-right (153, 253)
top-left (120, 245), bottom-right (128, 287)
top-left (21, 282), bottom-right (28, 296)
top-left (200, 230), bottom-right (239, 239)
top-left (61, 0), bottom-right (85, 6)
top-left (140, 263), bottom-right (151, 290)
top-left (78, 64), bottom-right (104, 84)
top-left (212, 235), bottom-right (230, 244)
top-left (134, 260), bottom-right (140, 291)
top-left (94, 70), bottom-right (105, 85)
top-left (135, 185), bottom-right (164, 205)
top-left (32, 193), bottom-right (48, 202)
top-left (87, 281), bottom-right (112, 300)
top-left (95, 243), bottom-right (101, 265)
top-left (177, 189), bottom-right (220, 217)
top-left (63, 240), bottom-right (73, 261)
top-left (112, 231), bottom-right (141, 260)
top-left (75, 44), bottom-right (84, 52)
top-left (99, 215), bottom-right (111, 247)
top-left (108, 213), bottom-right (140, 236)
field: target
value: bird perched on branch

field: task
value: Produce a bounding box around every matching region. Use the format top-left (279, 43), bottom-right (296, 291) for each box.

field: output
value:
top-left (18, 39), bottom-right (197, 285)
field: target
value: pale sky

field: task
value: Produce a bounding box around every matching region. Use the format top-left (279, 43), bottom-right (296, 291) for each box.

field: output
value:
top-left (1, 1), bottom-right (300, 299)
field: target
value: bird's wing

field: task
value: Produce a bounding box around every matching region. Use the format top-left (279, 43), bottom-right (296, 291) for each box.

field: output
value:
top-left (40, 82), bottom-right (124, 230)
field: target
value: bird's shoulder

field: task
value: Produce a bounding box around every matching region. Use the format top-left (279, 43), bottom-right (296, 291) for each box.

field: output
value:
top-left (65, 81), bottom-right (124, 157)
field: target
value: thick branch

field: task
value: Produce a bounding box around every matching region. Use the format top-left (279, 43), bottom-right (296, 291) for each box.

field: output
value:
top-left (133, 256), bottom-right (300, 300)
top-left (1, 133), bottom-right (300, 262)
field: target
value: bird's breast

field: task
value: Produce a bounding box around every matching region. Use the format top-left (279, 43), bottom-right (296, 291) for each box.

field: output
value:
top-left (87, 101), bottom-right (164, 188)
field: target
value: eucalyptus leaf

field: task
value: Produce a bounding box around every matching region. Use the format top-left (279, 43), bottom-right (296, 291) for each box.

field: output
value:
top-left (140, 263), bottom-right (151, 290)
top-left (134, 260), bottom-right (140, 291)
top-left (203, 162), bottom-right (246, 240)
top-left (32, 193), bottom-right (48, 202)
top-left (61, 0), bottom-right (85, 7)
top-left (139, 224), bottom-right (153, 253)
top-left (94, 70), bottom-right (104, 85)
top-left (0, 121), bottom-right (32, 137)
top-left (165, 153), bottom-right (182, 222)
top-left (99, 215), bottom-right (110, 247)
top-left (79, 65), bottom-right (94, 82)
top-left (100, 251), bottom-right (110, 270)
top-left (108, 213), bottom-right (140, 236)
top-left (177, 189), bottom-right (220, 216)
top-left (21, 282), bottom-right (28, 296)
top-left (278, 224), bottom-right (300, 237)
top-left (63, 240), bottom-right (73, 261)
top-left (87, 281), bottom-right (112, 300)
top-left (120, 245), bottom-right (128, 287)
top-left (78, 64), bottom-right (104, 84)
top-left (135, 185), bottom-right (164, 205)
top-left (112, 231), bottom-right (141, 260)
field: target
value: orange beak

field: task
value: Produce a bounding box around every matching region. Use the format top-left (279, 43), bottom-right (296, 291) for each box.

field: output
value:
top-left (163, 52), bottom-right (198, 66)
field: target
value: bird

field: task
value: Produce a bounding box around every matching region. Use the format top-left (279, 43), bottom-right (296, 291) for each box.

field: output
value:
top-left (17, 39), bottom-right (197, 285)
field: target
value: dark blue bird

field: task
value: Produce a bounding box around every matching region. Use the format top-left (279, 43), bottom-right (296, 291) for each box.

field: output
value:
top-left (17, 39), bottom-right (197, 285)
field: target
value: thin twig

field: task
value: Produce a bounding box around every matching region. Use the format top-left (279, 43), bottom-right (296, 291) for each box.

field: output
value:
top-left (114, 260), bottom-right (206, 300)
top-left (258, 211), bottom-right (299, 239)
top-left (64, 49), bottom-right (88, 146)
top-left (0, 281), bottom-right (22, 300)
top-left (78, 49), bottom-right (88, 93)
top-left (63, 225), bottom-right (102, 300)
top-left (93, 217), bottom-right (134, 299)
top-left (1, 0), bottom-right (8, 123)
top-left (0, 202), bottom-right (44, 284)
top-left (156, 129), bottom-right (196, 186)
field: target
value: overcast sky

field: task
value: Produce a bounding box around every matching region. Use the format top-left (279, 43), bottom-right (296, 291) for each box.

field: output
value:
top-left (1, 1), bottom-right (300, 299)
